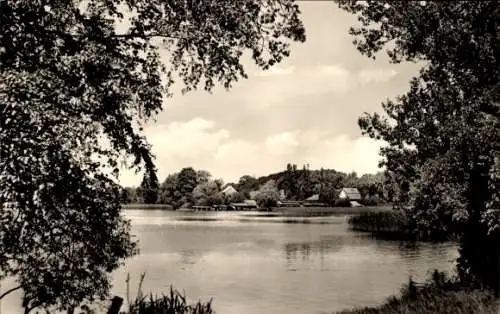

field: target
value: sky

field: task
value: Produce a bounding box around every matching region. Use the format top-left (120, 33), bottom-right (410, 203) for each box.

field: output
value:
top-left (118, 1), bottom-right (422, 187)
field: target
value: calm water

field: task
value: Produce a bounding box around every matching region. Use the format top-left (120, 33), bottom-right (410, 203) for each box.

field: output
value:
top-left (112, 210), bottom-right (458, 314)
top-left (1, 210), bottom-right (458, 314)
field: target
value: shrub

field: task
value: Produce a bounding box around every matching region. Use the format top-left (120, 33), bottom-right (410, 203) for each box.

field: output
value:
top-left (336, 271), bottom-right (498, 314)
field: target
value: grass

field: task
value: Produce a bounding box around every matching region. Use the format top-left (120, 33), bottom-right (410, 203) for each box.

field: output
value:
top-left (115, 273), bottom-right (213, 314)
top-left (126, 288), bottom-right (214, 314)
top-left (336, 271), bottom-right (499, 314)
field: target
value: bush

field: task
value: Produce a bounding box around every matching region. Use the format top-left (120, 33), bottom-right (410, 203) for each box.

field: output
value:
top-left (336, 271), bottom-right (498, 314)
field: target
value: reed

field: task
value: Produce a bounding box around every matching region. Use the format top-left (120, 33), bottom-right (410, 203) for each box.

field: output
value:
top-left (348, 211), bottom-right (410, 234)
top-left (126, 288), bottom-right (214, 314)
top-left (347, 211), bottom-right (459, 241)
top-left (119, 273), bottom-right (214, 314)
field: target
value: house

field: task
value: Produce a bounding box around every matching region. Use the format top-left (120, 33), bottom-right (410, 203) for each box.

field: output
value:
top-left (303, 194), bottom-right (328, 207)
top-left (222, 185), bottom-right (238, 196)
top-left (305, 194), bottom-right (319, 202)
top-left (229, 199), bottom-right (258, 210)
top-left (338, 188), bottom-right (362, 201)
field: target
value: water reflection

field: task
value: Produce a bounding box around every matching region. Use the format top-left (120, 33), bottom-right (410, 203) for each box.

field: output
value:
top-left (111, 210), bottom-right (458, 314)
top-left (284, 235), bottom-right (345, 268)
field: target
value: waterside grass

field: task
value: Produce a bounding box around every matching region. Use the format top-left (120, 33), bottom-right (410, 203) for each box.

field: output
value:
top-left (115, 273), bottom-right (214, 314)
top-left (336, 272), bottom-right (499, 314)
top-left (126, 288), bottom-right (214, 314)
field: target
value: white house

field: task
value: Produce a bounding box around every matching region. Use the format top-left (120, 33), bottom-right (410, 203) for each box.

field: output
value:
top-left (222, 185), bottom-right (238, 196)
top-left (338, 188), bottom-right (362, 201)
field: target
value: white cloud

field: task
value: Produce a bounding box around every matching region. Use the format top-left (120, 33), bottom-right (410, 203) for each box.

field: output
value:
top-left (255, 66), bottom-right (295, 77)
top-left (119, 119), bottom-right (385, 186)
top-left (357, 68), bottom-right (398, 85)
top-left (246, 64), bottom-right (354, 108)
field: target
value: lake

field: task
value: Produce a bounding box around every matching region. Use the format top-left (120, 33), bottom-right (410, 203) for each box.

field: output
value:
top-left (0, 209), bottom-right (458, 313)
top-left (110, 210), bottom-right (458, 314)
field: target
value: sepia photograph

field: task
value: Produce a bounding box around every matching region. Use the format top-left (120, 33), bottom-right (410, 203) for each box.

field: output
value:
top-left (1, 0), bottom-right (500, 313)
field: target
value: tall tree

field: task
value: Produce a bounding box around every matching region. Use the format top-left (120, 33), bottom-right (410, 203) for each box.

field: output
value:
top-left (176, 167), bottom-right (199, 207)
top-left (0, 0), bottom-right (306, 312)
top-left (158, 173), bottom-right (179, 205)
top-left (337, 0), bottom-right (500, 291)
top-left (138, 170), bottom-right (159, 204)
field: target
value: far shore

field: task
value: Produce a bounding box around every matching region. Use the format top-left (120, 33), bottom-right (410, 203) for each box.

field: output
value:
top-left (122, 204), bottom-right (393, 217)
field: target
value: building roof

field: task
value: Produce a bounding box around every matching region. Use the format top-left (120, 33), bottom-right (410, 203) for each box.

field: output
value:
top-left (222, 185), bottom-right (238, 195)
top-left (305, 194), bottom-right (320, 201)
top-left (340, 188), bottom-right (361, 200)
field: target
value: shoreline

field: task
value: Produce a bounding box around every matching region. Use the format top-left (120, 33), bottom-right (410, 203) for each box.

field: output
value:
top-left (122, 204), bottom-right (393, 217)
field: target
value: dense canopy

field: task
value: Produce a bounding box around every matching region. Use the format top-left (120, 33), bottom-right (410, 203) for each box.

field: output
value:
top-left (336, 0), bottom-right (500, 291)
top-left (0, 0), bottom-right (306, 312)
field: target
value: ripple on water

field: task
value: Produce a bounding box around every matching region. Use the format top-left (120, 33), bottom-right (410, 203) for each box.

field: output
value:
top-left (114, 210), bottom-right (458, 314)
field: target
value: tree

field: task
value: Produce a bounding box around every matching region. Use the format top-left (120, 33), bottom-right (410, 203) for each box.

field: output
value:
top-left (176, 167), bottom-right (199, 207)
top-left (0, 0), bottom-right (306, 312)
top-left (229, 192), bottom-right (246, 204)
top-left (158, 173), bottom-right (179, 205)
top-left (236, 175), bottom-right (260, 198)
top-left (192, 181), bottom-right (221, 206)
top-left (337, 1), bottom-right (500, 292)
top-left (138, 171), bottom-right (159, 204)
top-left (254, 180), bottom-right (280, 208)
top-left (196, 170), bottom-right (212, 185)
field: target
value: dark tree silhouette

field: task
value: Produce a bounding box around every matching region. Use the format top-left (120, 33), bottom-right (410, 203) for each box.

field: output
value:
top-left (337, 0), bottom-right (500, 292)
top-left (0, 0), bottom-right (306, 312)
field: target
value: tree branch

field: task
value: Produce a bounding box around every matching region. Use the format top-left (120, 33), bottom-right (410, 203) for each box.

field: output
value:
top-left (0, 285), bottom-right (22, 300)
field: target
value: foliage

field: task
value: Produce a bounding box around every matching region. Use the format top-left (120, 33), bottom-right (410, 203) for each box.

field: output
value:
top-left (158, 173), bottom-right (179, 206)
top-left (0, 149), bottom-right (138, 313)
top-left (236, 175), bottom-right (260, 199)
top-left (175, 168), bottom-right (199, 206)
top-left (254, 180), bottom-right (280, 208)
top-left (0, 0), bottom-right (306, 312)
top-left (348, 211), bottom-right (422, 240)
top-left (121, 187), bottom-right (138, 204)
top-left (138, 170), bottom-right (160, 204)
top-left (337, 0), bottom-right (500, 291)
top-left (157, 168), bottom-right (226, 208)
top-left (192, 181), bottom-right (223, 207)
top-left (336, 271), bottom-right (498, 314)
top-left (129, 165), bottom-right (390, 208)
top-left (228, 192), bottom-right (246, 204)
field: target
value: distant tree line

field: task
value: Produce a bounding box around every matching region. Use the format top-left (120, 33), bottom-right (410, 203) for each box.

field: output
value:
top-left (121, 164), bottom-right (394, 208)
